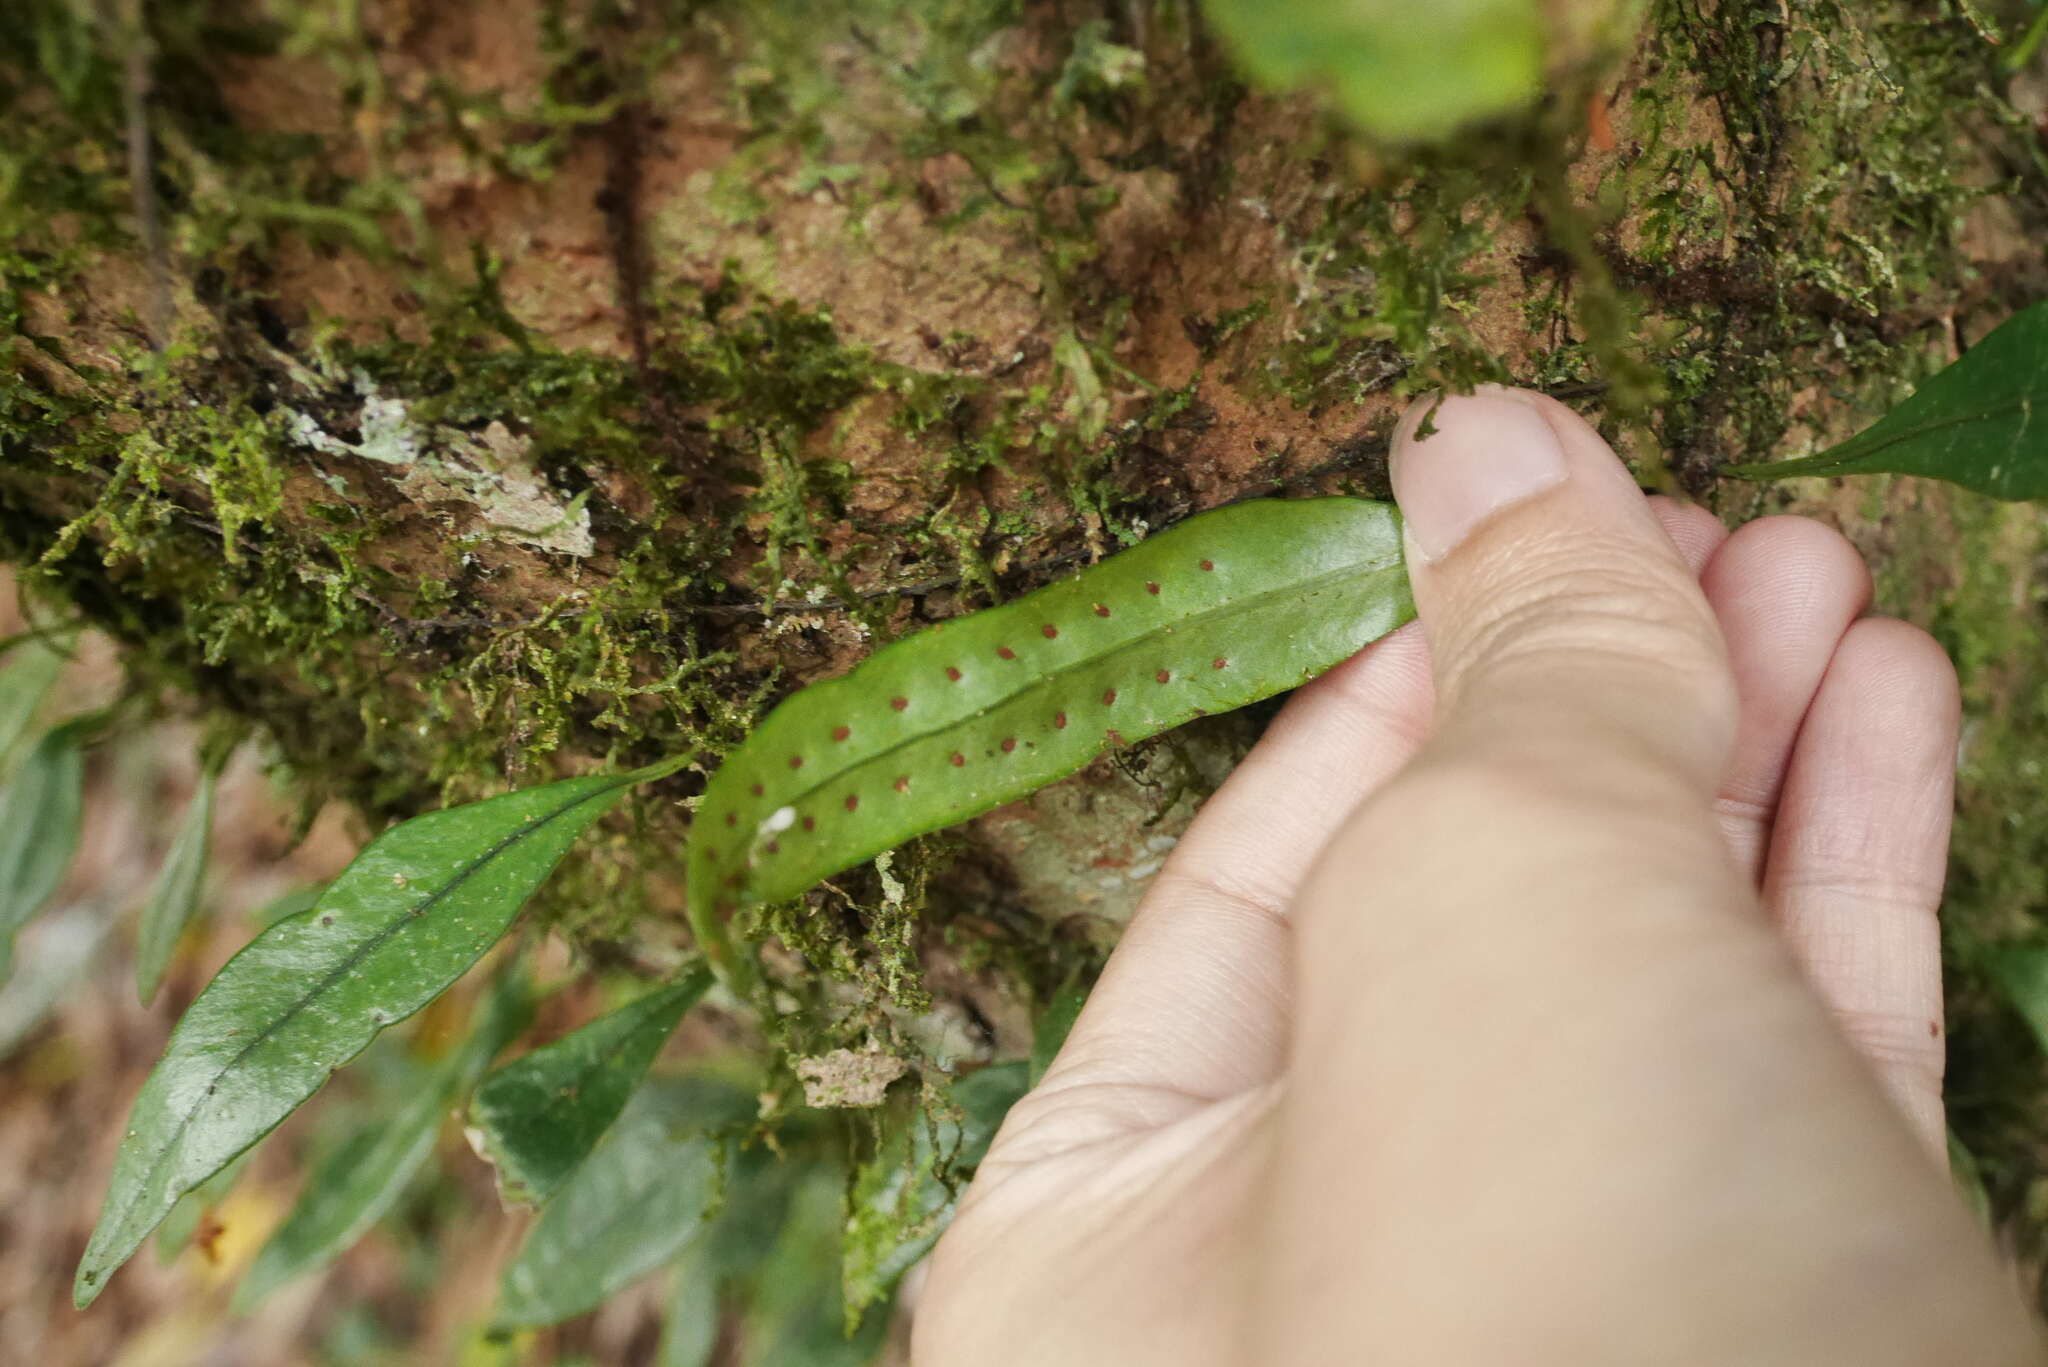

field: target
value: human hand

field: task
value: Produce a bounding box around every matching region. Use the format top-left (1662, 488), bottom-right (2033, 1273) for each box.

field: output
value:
top-left (914, 387), bottom-right (2041, 1365)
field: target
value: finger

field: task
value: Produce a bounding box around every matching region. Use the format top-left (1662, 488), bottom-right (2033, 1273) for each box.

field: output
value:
top-left (1763, 616), bottom-right (1959, 1157)
top-left (1028, 495), bottom-right (1720, 1136)
top-left (1390, 385), bottom-right (1738, 790)
top-left (1700, 517), bottom-right (1872, 881)
top-left (1022, 624), bottom-right (1434, 1135)
top-left (1648, 494), bottom-right (1729, 575)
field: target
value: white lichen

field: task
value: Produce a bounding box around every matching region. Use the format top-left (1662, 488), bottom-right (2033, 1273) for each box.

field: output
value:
top-left (287, 370), bottom-right (593, 556)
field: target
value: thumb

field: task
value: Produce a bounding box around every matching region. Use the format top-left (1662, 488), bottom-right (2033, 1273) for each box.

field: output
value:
top-left (1390, 386), bottom-right (1737, 800)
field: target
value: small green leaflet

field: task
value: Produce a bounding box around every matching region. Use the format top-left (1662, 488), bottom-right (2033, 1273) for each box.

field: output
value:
top-left (688, 498), bottom-right (1411, 987)
top-left (663, 1139), bottom-right (802, 1365)
top-left (0, 634), bottom-right (66, 769)
top-left (232, 972), bottom-right (534, 1311)
top-left (1727, 302), bottom-right (2048, 499)
top-left (1992, 943), bottom-right (2048, 1056)
top-left (1029, 980), bottom-right (1088, 1087)
top-left (0, 721), bottom-right (86, 983)
top-left (135, 770), bottom-right (216, 1005)
top-left (659, 1246), bottom-right (721, 1367)
top-left (1200, 0), bottom-right (1543, 141)
top-left (75, 758), bottom-right (686, 1307)
top-left (493, 1074), bottom-right (755, 1329)
top-left (0, 905), bottom-right (110, 1063)
top-left (468, 970), bottom-right (711, 1206)
top-left (747, 1167), bottom-right (893, 1367)
top-left (843, 1063), bottom-right (1031, 1317)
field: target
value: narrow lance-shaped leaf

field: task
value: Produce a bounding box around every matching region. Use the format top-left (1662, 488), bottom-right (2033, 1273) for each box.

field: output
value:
top-left (0, 904), bottom-right (110, 1063)
top-left (135, 769), bottom-right (216, 1005)
top-left (688, 498), bottom-right (1411, 982)
top-left (0, 635), bottom-right (67, 770)
top-left (494, 1074), bottom-right (755, 1330)
top-left (468, 969), bottom-right (712, 1206)
top-left (0, 721), bottom-right (86, 983)
top-left (1726, 301), bottom-right (2048, 499)
top-left (74, 756), bottom-right (687, 1307)
top-left (1991, 943), bottom-right (2048, 1056)
top-left (659, 1242), bottom-right (722, 1367)
top-left (232, 971), bottom-right (535, 1311)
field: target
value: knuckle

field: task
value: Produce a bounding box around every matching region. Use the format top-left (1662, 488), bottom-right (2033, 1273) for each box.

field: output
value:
top-left (1452, 539), bottom-right (1725, 685)
top-left (1834, 1007), bottom-right (1946, 1090)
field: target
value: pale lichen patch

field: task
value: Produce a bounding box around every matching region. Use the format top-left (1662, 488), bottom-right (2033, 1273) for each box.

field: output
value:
top-left (287, 372), bottom-right (593, 556)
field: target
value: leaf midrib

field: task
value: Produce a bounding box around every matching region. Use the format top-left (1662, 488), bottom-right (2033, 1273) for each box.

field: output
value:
top-left (762, 550), bottom-right (1403, 817)
top-left (90, 776), bottom-right (630, 1275)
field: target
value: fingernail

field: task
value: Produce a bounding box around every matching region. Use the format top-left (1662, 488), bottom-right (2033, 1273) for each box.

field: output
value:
top-left (1390, 388), bottom-right (1569, 562)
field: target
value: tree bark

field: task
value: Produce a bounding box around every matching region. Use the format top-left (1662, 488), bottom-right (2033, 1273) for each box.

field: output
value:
top-left (4, 0), bottom-right (2048, 1165)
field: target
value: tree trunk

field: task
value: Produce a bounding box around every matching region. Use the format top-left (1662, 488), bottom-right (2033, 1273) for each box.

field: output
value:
top-left (7, 0), bottom-right (2048, 1289)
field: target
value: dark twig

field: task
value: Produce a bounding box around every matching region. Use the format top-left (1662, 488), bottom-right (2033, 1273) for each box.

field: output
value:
top-left (107, 0), bottom-right (172, 346)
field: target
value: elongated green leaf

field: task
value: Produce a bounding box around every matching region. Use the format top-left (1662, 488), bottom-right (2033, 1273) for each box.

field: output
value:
top-left (1727, 302), bottom-right (2048, 498)
top-left (0, 722), bottom-right (85, 983)
top-left (232, 973), bottom-right (534, 1311)
top-left (1201, 0), bottom-right (1543, 141)
top-left (843, 1063), bottom-right (1030, 1315)
top-left (494, 1074), bottom-right (754, 1329)
top-left (135, 770), bottom-right (216, 1004)
top-left (689, 499), bottom-right (1411, 978)
top-left (0, 635), bottom-right (66, 770)
top-left (74, 758), bottom-right (685, 1307)
top-left (469, 970), bottom-right (711, 1206)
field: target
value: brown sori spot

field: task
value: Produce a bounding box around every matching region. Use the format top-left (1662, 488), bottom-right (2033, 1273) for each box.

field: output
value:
top-left (802, 815), bottom-right (817, 832)
top-left (1106, 728), bottom-right (1126, 747)
top-left (1041, 624), bottom-right (1059, 639)
top-left (831, 725), bottom-right (851, 742)
top-left (1200, 559), bottom-right (1215, 571)
top-left (1000, 737), bottom-right (1017, 753)
top-left (1054, 711), bottom-right (1069, 729)
top-left (704, 848), bottom-right (718, 863)
top-left (724, 812), bottom-right (738, 827)
top-left (788, 755), bottom-right (804, 770)
top-left (1213, 657), bottom-right (1228, 669)
top-left (946, 666), bottom-right (963, 682)
top-left (845, 794), bottom-right (860, 812)
top-left (725, 872), bottom-right (743, 888)
top-left (997, 645), bottom-right (1016, 660)
top-left (1145, 581), bottom-right (1161, 595)
top-left (950, 751), bottom-right (966, 766)
top-left (765, 840), bottom-right (780, 855)
top-left (1102, 688), bottom-right (1118, 706)
top-left (891, 696), bottom-right (910, 712)
top-left (1155, 669), bottom-right (1171, 684)
top-left (894, 775), bottom-right (910, 792)
top-left (750, 782), bottom-right (765, 798)
top-left (1093, 604), bottom-right (1111, 618)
